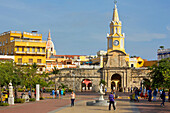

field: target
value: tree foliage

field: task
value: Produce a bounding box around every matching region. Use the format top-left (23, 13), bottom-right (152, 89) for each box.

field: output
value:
top-left (58, 83), bottom-right (68, 89)
top-left (0, 61), bottom-right (50, 100)
top-left (99, 79), bottom-right (107, 86)
top-left (52, 66), bottom-right (60, 75)
top-left (149, 58), bottom-right (170, 88)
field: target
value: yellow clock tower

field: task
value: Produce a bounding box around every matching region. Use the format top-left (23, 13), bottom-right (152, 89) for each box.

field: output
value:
top-left (107, 2), bottom-right (125, 53)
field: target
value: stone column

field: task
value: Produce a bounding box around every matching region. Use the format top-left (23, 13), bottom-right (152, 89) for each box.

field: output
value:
top-left (36, 84), bottom-right (40, 101)
top-left (107, 72), bottom-right (111, 92)
top-left (8, 82), bottom-right (14, 105)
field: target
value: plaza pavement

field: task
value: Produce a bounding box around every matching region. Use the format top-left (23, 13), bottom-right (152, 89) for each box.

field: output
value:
top-left (0, 92), bottom-right (169, 113)
top-left (50, 99), bottom-right (140, 113)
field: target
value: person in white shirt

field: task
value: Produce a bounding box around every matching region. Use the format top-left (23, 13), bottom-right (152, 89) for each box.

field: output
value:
top-left (71, 91), bottom-right (76, 107)
top-left (56, 89), bottom-right (59, 98)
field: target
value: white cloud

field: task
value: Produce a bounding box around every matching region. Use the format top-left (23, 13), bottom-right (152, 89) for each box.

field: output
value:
top-left (127, 33), bottom-right (166, 42)
top-left (166, 26), bottom-right (170, 31)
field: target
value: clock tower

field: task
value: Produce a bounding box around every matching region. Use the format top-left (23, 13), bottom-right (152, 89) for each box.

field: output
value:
top-left (107, 2), bottom-right (125, 53)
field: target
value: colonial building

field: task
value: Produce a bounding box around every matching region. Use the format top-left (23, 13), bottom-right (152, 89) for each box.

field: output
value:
top-left (45, 31), bottom-right (96, 71)
top-left (0, 31), bottom-right (46, 73)
top-left (157, 48), bottom-right (170, 60)
top-left (48, 2), bottom-right (151, 92)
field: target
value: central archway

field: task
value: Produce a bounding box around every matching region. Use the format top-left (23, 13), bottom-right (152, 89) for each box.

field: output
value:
top-left (111, 74), bottom-right (121, 92)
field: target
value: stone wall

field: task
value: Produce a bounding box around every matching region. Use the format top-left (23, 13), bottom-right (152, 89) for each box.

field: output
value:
top-left (48, 67), bottom-right (150, 92)
top-left (48, 68), bottom-right (101, 92)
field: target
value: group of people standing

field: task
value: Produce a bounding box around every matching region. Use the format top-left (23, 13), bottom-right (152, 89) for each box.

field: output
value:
top-left (133, 87), bottom-right (169, 107)
top-left (52, 89), bottom-right (64, 99)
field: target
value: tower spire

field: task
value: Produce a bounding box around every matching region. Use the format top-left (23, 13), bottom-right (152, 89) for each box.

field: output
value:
top-left (48, 29), bottom-right (51, 40)
top-left (112, 0), bottom-right (119, 21)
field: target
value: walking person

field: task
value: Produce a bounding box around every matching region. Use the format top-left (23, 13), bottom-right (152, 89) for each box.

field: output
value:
top-left (55, 89), bottom-right (57, 98)
top-left (60, 89), bottom-right (63, 99)
top-left (160, 89), bottom-right (166, 107)
top-left (52, 89), bottom-right (55, 99)
top-left (71, 91), bottom-right (76, 107)
top-left (148, 88), bottom-right (152, 102)
top-left (128, 87), bottom-right (130, 93)
top-left (34, 89), bottom-right (36, 98)
top-left (105, 88), bottom-right (107, 95)
top-left (56, 89), bottom-right (59, 99)
top-left (153, 89), bottom-right (157, 101)
top-left (131, 87), bottom-right (133, 93)
top-left (135, 89), bottom-right (139, 102)
top-left (28, 90), bottom-right (31, 98)
top-left (108, 92), bottom-right (116, 111)
top-left (168, 89), bottom-right (170, 102)
top-left (143, 88), bottom-right (146, 96)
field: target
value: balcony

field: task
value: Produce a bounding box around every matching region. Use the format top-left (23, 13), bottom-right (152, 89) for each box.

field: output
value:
top-left (16, 63), bottom-right (27, 65)
top-left (15, 51), bottom-right (46, 55)
top-left (10, 31), bottom-right (22, 37)
top-left (11, 39), bottom-right (46, 43)
top-left (16, 62), bottom-right (45, 66)
top-left (15, 51), bottom-right (26, 54)
top-left (37, 52), bottom-right (46, 55)
top-left (37, 63), bottom-right (46, 66)
top-left (26, 51), bottom-right (36, 54)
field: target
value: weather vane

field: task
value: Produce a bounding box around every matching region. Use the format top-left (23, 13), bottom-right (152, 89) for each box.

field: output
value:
top-left (114, 0), bottom-right (117, 4)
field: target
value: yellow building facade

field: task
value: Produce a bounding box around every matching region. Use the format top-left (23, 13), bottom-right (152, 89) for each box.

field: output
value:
top-left (129, 57), bottom-right (144, 68)
top-left (0, 31), bottom-right (46, 72)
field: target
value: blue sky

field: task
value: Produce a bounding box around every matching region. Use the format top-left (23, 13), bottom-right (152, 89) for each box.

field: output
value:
top-left (0, 0), bottom-right (169, 60)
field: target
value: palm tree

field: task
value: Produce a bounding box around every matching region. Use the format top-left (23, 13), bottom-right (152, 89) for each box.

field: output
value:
top-left (52, 66), bottom-right (60, 90)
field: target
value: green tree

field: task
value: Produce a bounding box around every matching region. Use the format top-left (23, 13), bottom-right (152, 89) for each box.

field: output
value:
top-left (149, 58), bottom-right (170, 88)
top-left (99, 79), bottom-right (107, 86)
top-left (34, 72), bottom-right (51, 98)
top-left (0, 61), bottom-right (12, 103)
top-left (11, 64), bottom-right (24, 99)
top-left (23, 63), bottom-right (38, 98)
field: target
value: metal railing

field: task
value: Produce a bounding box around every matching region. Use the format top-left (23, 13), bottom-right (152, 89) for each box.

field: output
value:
top-left (11, 39), bottom-right (46, 43)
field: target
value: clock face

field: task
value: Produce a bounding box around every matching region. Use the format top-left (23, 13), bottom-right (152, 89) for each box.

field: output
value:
top-left (113, 40), bottom-right (119, 46)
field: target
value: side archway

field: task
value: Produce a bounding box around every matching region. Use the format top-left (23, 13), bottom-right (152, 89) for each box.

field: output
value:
top-left (82, 79), bottom-right (92, 91)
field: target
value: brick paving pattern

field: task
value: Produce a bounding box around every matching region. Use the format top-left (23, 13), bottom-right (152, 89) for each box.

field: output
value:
top-left (0, 92), bottom-right (169, 113)
top-left (133, 99), bottom-right (170, 113)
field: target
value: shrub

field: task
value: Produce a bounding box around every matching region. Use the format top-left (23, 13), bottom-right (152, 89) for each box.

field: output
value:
top-left (0, 103), bottom-right (9, 106)
top-left (14, 98), bottom-right (25, 103)
top-left (29, 98), bottom-right (36, 102)
top-left (46, 89), bottom-right (53, 92)
top-left (40, 97), bottom-right (44, 100)
top-left (18, 88), bottom-right (24, 92)
top-left (68, 89), bottom-right (73, 92)
top-left (27, 88), bottom-right (30, 91)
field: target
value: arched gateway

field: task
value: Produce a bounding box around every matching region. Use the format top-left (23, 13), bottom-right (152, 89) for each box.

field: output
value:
top-left (82, 79), bottom-right (92, 91)
top-left (111, 74), bottom-right (121, 91)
